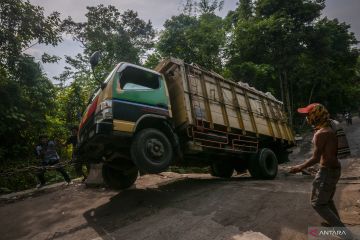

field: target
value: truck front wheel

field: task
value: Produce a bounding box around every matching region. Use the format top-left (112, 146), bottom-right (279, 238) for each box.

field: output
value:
top-left (131, 128), bottom-right (173, 174)
top-left (102, 164), bottom-right (138, 189)
top-left (248, 148), bottom-right (278, 179)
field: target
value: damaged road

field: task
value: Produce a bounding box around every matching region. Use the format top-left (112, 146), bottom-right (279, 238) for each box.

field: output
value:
top-left (1, 118), bottom-right (360, 240)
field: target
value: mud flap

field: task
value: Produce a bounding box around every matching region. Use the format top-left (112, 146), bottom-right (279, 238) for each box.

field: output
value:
top-left (85, 163), bottom-right (104, 187)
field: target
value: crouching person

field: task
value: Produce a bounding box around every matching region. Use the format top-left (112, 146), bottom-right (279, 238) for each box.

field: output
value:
top-left (36, 135), bottom-right (71, 188)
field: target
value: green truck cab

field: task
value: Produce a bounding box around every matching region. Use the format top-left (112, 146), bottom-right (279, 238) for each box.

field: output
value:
top-left (78, 57), bottom-right (295, 189)
top-left (78, 62), bottom-right (175, 189)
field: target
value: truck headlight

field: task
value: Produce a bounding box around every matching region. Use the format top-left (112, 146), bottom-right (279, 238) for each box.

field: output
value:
top-left (102, 108), bottom-right (113, 119)
top-left (95, 100), bottom-right (113, 123)
top-left (95, 108), bottom-right (113, 123)
top-left (100, 100), bottom-right (112, 111)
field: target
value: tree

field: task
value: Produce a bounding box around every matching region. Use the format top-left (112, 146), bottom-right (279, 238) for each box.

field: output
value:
top-left (0, 0), bottom-right (62, 71)
top-left (225, 0), bottom-right (358, 124)
top-left (292, 18), bottom-right (359, 113)
top-left (0, 0), bottom-right (62, 164)
top-left (197, 0), bottom-right (224, 14)
top-left (53, 5), bottom-right (157, 145)
top-left (183, 0), bottom-right (224, 15)
top-left (157, 8), bottom-right (225, 71)
top-left (58, 5), bottom-right (156, 121)
top-left (62, 5), bottom-right (155, 79)
top-left (0, 55), bottom-right (55, 161)
top-left (57, 80), bottom-right (86, 126)
top-left (225, 0), bottom-right (253, 28)
top-left (144, 52), bottom-right (162, 69)
top-left (157, 14), bottom-right (198, 63)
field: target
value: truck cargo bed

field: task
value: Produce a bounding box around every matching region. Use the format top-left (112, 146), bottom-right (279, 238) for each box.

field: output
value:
top-left (156, 58), bottom-right (295, 153)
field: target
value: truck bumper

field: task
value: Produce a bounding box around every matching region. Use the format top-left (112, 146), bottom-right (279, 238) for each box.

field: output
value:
top-left (78, 120), bottom-right (132, 163)
top-left (79, 121), bottom-right (113, 146)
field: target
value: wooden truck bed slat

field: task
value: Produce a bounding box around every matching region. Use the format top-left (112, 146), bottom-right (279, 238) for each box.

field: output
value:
top-left (156, 58), bottom-right (295, 153)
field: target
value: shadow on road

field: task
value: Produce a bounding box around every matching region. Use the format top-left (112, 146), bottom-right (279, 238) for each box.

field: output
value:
top-left (82, 176), bottom-right (314, 240)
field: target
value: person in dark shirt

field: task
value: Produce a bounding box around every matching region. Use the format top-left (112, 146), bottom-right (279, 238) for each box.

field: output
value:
top-left (65, 126), bottom-right (88, 181)
top-left (36, 135), bottom-right (71, 188)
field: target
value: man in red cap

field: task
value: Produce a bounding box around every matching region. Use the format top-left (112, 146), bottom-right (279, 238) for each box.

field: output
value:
top-left (290, 103), bottom-right (345, 228)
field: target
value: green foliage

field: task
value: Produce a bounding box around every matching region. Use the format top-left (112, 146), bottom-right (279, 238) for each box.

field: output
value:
top-left (291, 18), bottom-right (359, 112)
top-left (0, 55), bottom-right (56, 162)
top-left (61, 5), bottom-right (155, 78)
top-left (225, 0), bottom-right (359, 123)
top-left (225, 0), bottom-right (253, 30)
top-left (1, 0), bottom-right (359, 193)
top-left (227, 62), bottom-right (276, 92)
top-left (0, 1), bottom-right (66, 191)
top-left (56, 81), bottom-right (87, 125)
top-left (157, 13), bottom-right (225, 71)
top-left (157, 14), bottom-right (198, 62)
top-left (0, 0), bottom-right (62, 163)
top-left (58, 4), bottom-right (156, 116)
top-left (144, 52), bottom-right (163, 69)
top-left (0, 163), bottom-right (81, 193)
top-left (196, 0), bottom-right (224, 14)
top-left (41, 53), bottom-right (61, 63)
top-left (183, 0), bottom-right (224, 15)
top-left (0, 0), bottom-right (62, 70)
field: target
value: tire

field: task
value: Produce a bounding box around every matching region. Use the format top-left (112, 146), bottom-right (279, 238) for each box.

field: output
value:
top-left (102, 164), bottom-right (138, 189)
top-left (131, 128), bottom-right (173, 174)
top-left (210, 161), bottom-right (234, 178)
top-left (248, 148), bottom-right (278, 179)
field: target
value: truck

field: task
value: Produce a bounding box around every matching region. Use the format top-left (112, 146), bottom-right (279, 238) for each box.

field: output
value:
top-left (77, 57), bottom-right (295, 189)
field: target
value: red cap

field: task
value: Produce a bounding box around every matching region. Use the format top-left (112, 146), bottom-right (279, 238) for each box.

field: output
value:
top-left (297, 103), bottom-right (320, 114)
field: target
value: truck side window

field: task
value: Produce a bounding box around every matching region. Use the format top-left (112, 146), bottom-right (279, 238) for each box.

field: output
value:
top-left (120, 66), bottom-right (160, 90)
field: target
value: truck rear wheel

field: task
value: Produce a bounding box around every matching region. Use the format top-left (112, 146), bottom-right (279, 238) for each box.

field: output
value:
top-left (210, 161), bottom-right (234, 178)
top-left (248, 148), bottom-right (278, 179)
top-left (131, 128), bottom-right (173, 174)
top-left (102, 164), bottom-right (138, 189)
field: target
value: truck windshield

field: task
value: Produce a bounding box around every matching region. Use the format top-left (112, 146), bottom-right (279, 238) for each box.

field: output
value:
top-left (119, 66), bottom-right (160, 90)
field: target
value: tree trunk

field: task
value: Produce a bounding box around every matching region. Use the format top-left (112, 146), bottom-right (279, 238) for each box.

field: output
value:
top-left (279, 70), bottom-right (284, 109)
top-left (290, 74), bottom-right (294, 117)
top-left (308, 82), bottom-right (316, 104)
top-left (283, 70), bottom-right (292, 127)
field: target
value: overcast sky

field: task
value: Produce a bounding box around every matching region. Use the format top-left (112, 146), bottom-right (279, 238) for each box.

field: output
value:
top-left (26, 0), bottom-right (360, 80)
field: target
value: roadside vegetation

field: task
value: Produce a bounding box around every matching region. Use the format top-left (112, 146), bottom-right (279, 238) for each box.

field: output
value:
top-left (0, 0), bottom-right (359, 192)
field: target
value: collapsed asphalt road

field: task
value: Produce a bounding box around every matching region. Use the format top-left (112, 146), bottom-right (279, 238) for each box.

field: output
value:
top-left (1, 118), bottom-right (360, 240)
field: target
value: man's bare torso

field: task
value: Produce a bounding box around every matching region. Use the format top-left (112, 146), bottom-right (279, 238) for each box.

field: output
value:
top-left (314, 127), bottom-right (341, 168)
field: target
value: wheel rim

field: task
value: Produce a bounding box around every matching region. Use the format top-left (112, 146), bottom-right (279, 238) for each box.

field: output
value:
top-left (145, 138), bottom-right (165, 160)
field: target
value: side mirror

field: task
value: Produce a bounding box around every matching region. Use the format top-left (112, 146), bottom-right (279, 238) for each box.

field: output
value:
top-left (90, 51), bottom-right (101, 70)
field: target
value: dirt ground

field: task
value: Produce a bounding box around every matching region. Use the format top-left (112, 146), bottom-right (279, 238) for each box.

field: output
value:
top-left (1, 118), bottom-right (360, 240)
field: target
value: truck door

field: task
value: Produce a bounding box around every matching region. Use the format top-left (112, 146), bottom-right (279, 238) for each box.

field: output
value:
top-left (112, 65), bottom-right (170, 129)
